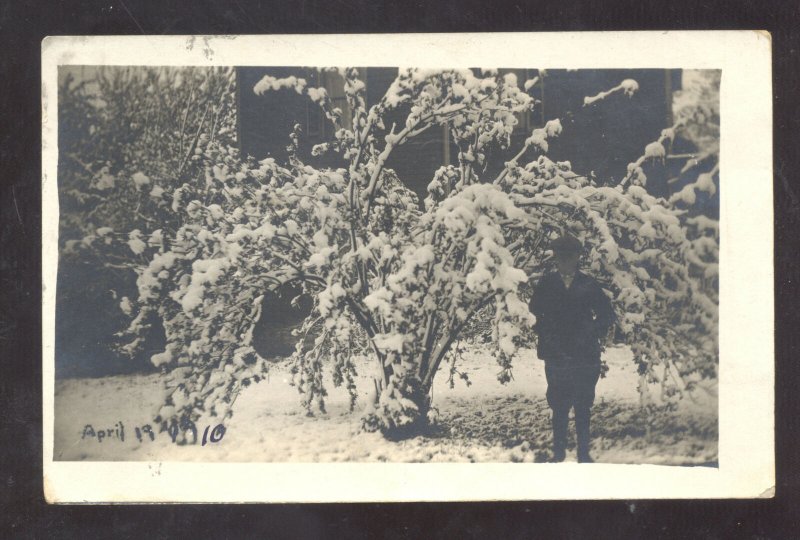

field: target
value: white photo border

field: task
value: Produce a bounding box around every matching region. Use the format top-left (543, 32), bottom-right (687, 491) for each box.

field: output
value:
top-left (41, 31), bottom-right (774, 502)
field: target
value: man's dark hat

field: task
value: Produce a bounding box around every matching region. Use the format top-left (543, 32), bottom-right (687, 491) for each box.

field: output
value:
top-left (550, 234), bottom-right (582, 254)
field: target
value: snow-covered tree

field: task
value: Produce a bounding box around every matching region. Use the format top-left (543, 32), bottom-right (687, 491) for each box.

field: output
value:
top-left (665, 70), bottom-right (720, 208)
top-left (57, 66), bottom-right (239, 373)
top-left (59, 66), bottom-right (237, 244)
top-left (82, 67), bottom-right (718, 438)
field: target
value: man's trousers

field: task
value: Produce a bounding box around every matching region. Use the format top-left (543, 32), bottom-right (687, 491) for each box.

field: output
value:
top-left (544, 360), bottom-right (601, 456)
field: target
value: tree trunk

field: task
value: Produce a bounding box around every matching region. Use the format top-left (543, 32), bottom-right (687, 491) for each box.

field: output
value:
top-left (362, 369), bottom-right (435, 440)
top-left (383, 382), bottom-right (433, 441)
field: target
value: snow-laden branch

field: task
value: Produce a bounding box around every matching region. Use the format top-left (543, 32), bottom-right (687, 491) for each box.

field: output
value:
top-left (617, 125), bottom-right (679, 189)
top-left (583, 79), bottom-right (639, 106)
top-left (669, 163), bottom-right (719, 205)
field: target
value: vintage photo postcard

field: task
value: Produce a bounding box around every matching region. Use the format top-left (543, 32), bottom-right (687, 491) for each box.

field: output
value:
top-left (42, 31), bottom-right (773, 502)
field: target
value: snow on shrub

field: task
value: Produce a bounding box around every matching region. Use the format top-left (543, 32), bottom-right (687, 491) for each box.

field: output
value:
top-left (81, 67), bottom-right (718, 439)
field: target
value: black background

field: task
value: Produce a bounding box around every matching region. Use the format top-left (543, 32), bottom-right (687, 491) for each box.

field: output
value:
top-left (1, 1), bottom-right (798, 538)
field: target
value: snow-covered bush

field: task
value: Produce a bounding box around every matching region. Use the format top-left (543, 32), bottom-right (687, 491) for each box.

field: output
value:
top-left (84, 67), bottom-right (718, 438)
top-left (57, 66), bottom-right (238, 374)
top-left (59, 66), bottom-right (237, 243)
top-left (667, 70), bottom-right (721, 208)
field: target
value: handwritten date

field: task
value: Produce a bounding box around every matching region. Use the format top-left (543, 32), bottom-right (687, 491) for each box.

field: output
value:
top-left (81, 421), bottom-right (226, 446)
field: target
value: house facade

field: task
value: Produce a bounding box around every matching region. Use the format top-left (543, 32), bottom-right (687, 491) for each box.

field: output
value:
top-left (236, 67), bottom-right (684, 201)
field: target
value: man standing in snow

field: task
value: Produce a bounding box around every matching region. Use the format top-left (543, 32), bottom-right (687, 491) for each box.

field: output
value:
top-left (529, 235), bottom-right (615, 463)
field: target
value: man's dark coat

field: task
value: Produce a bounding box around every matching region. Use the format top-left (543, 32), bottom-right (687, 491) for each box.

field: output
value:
top-left (529, 271), bottom-right (616, 363)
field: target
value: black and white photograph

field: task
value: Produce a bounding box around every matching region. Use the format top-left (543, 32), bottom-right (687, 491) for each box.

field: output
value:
top-left (41, 33), bottom-right (773, 502)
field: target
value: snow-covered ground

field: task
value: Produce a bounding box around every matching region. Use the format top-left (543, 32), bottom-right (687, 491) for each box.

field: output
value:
top-left (53, 346), bottom-right (717, 465)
